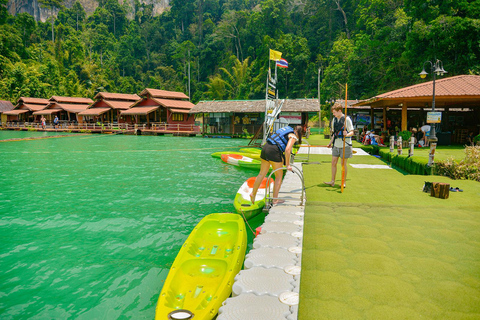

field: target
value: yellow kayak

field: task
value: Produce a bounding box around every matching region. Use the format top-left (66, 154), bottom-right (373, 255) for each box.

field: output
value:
top-left (155, 213), bottom-right (247, 320)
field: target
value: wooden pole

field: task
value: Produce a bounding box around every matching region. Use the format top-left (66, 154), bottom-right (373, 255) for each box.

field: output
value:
top-left (341, 84), bottom-right (348, 193)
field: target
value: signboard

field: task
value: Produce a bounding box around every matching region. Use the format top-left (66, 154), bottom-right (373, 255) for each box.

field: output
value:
top-left (427, 112), bottom-right (442, 123)
top-left (280, 112), bottom-right (301, 125)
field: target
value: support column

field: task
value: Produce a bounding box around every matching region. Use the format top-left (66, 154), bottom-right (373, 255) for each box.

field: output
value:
top-left (401, 101), bottom-right (408, 132)
top-left (383, 107), bottom-right (387, 132)
top-left (370, 107), bottom-right (374, 129)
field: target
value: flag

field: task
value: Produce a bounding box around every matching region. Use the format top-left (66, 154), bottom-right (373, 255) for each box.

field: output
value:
top-left (276, 58), bottom-right (288, 68)
top-left (269, 49), bottom-right (282, 61)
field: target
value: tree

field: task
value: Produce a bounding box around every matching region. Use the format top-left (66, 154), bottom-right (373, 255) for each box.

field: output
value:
top-left (219, 56), bottom-right (251, 99)
top-left (38, 0), bottom-right (63, 42)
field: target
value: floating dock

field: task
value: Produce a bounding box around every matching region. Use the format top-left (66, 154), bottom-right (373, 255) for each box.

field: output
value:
top-left (218, 165), bottom-right (305, 320)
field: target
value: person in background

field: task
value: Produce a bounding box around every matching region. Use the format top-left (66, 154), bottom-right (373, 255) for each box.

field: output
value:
top-left (420, 123), bottom-right (431, 146)
top-left (360, 126), bottom-right (368, 144)
top-left (54, 115), bottom-right (59, 129)
top-left (41, 116), bottom-right (46, 129)
top-left (250, 125), bottom-right (303, 205)
top-left (411, 127), bottom-right (418, 144)
top-left (324, 103), bottom-right (354, 188)
top-left (466, 132), bottom-right (475, 146)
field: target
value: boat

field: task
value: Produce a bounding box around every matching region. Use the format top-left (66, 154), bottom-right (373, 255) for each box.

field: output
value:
top-left (239, 147), bottom-right (261, 154)
top-left (220, 154), bottom-right (261, 170)
top-left (211, 151), bottom-right (261, 160)
top-left (234, 177), bottom-right (273, 219)
top-left (155, 213), bottom-right (247, 320)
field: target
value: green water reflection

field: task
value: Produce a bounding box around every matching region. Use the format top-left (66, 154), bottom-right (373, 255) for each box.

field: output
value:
top-left (0, 133), bottom-right (259, 319)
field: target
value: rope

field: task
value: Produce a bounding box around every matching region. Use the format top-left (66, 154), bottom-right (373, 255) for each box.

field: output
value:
top-left (239, 209), bottom-right (257, 236)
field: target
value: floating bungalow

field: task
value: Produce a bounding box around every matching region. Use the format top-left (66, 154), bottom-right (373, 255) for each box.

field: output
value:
top-left (120, 88), bottom-right (196, 132)
top-left (78, 92), bottom-right (140, 123)
top-left (2, 97), bottom-right (49, 122)
top-left (33, 96), bottom-right (93, 122)
top-left (190, 99), bottom-right (320, 137)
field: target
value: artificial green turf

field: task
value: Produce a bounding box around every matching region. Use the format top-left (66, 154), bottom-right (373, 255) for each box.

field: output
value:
top-left (306, 133), bottom-right (469, 161)
top-left (298, 143), bottom-right (480, 319)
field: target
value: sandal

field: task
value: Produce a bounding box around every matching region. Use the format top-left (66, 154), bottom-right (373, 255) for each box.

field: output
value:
top-left (324, 181), bottom-right (335, 187)
top-left (455, 187), bottom-right (463, 192)
top-left (449, 187), bottom-right (458, 192)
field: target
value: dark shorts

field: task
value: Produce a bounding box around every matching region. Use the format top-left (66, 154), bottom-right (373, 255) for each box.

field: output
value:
top-left (261, 142), bottom-right (283, 163)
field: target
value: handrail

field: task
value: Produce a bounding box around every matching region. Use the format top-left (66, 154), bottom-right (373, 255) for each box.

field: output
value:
top-left (3, 121), bottom-right (201, 133)
top-left (263, 163), bottom-right (305, 211)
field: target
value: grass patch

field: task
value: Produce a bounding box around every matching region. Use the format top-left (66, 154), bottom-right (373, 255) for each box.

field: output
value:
top-left (299, 155), bottom-right (480, 319)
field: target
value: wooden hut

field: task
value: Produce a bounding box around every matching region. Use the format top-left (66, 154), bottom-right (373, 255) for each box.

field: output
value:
top-left (78, 92), bottom-right (140, 123)
top-left (120, 88), bottom-right (195, 130)
top-left (33, 96), bottom-right (93, 122)
top-left (2, 97), bottom-right (48, 122)
top-left (190, 99), bottom-right (320, 136)
top-left (0, 100), bottom-right (16, 123)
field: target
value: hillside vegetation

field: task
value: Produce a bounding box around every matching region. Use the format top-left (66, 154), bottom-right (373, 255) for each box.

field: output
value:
top-left (1, 0), bottom-right (479, 110)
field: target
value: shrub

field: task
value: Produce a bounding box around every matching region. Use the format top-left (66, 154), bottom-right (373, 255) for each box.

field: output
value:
top-left (435, 146), bottom-right (480, 181)
top-left (474, 134), bottom-right (480, 145)
top-left (399, 130), bottom-right (412, 142)
top-left (323, 117), bottom-right (330, 135)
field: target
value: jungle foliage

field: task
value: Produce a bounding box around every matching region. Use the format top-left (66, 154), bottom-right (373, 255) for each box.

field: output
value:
top-left (1, 0), bottom-right (480, 111)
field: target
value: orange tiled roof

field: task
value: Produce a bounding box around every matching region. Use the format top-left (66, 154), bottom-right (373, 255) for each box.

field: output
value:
top-left (78, 108), bottom-right (111, 116)
top-left (153, 98), bottom-right (195, 110)
top-left (18, 97), bottom-right (50, 105)
top-left (103, 100), bottom-right (137, 110)
top-left (94, 92), bottom-right (140, 101)
top-left (377, 75), bottom-right (480, 99)
top-left (58, 103), bottom-right (90, 113)
top-left (23, 103), bottom-right (48, 111)
top-left (33, 109), bottom-right (61, 115)
top-left (140, 88), bottom-right (189, 100)
top-left (120, 106), bottom-right (158, 115)
top-left (50, 96), bottom-right (93, 104)
top-left (3, 109), bottom-right (29, 115)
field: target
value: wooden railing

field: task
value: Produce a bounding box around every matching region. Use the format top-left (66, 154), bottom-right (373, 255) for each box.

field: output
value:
top-left (2, 121), bottom-right (201, 133)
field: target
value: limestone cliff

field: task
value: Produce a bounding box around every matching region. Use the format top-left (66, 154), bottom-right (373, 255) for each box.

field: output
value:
top-left (7, 0), bottom-right (170, 22)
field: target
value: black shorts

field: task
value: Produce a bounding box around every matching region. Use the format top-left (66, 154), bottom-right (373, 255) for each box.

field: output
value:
top-left (260, 142), bottom-right (284, 163)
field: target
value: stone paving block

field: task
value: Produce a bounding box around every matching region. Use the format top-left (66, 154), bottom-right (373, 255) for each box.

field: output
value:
top-left (232, 267), bottom-right (295, 296)
top-left (218, 293), bottom-right (291, 320)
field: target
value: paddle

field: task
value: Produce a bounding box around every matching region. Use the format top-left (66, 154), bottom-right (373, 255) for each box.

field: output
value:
top-left (341, 84), bottom-right (348, 193)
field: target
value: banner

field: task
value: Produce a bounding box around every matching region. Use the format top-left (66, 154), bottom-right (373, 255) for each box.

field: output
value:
top-left (269, 49), bottom-right (282, 61)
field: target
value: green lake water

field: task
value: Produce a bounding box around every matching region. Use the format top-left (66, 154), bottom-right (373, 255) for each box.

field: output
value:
top-left (0, 132), bottom-right (260, 319)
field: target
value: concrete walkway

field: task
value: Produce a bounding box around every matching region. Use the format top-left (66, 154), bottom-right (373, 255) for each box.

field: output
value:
top-left (217, 164), bottom-right (305, 320)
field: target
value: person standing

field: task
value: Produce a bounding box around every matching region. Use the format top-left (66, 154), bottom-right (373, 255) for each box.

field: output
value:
top-left (53, 115), bottom-right (59, 129)
top-left (324, 104), bottom-right (354, 188)
top-left (41, 116), bottom-right (46, 129)
top-left (250, 125), bottom-right (303, 205)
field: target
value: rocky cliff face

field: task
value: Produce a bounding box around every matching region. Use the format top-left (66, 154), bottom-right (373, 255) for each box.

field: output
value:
top-left (7, 0), bottom-right (170, 22)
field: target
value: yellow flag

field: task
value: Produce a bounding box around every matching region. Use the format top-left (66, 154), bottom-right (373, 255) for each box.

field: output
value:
top-left (269, 49), bottom-right (282, 61)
